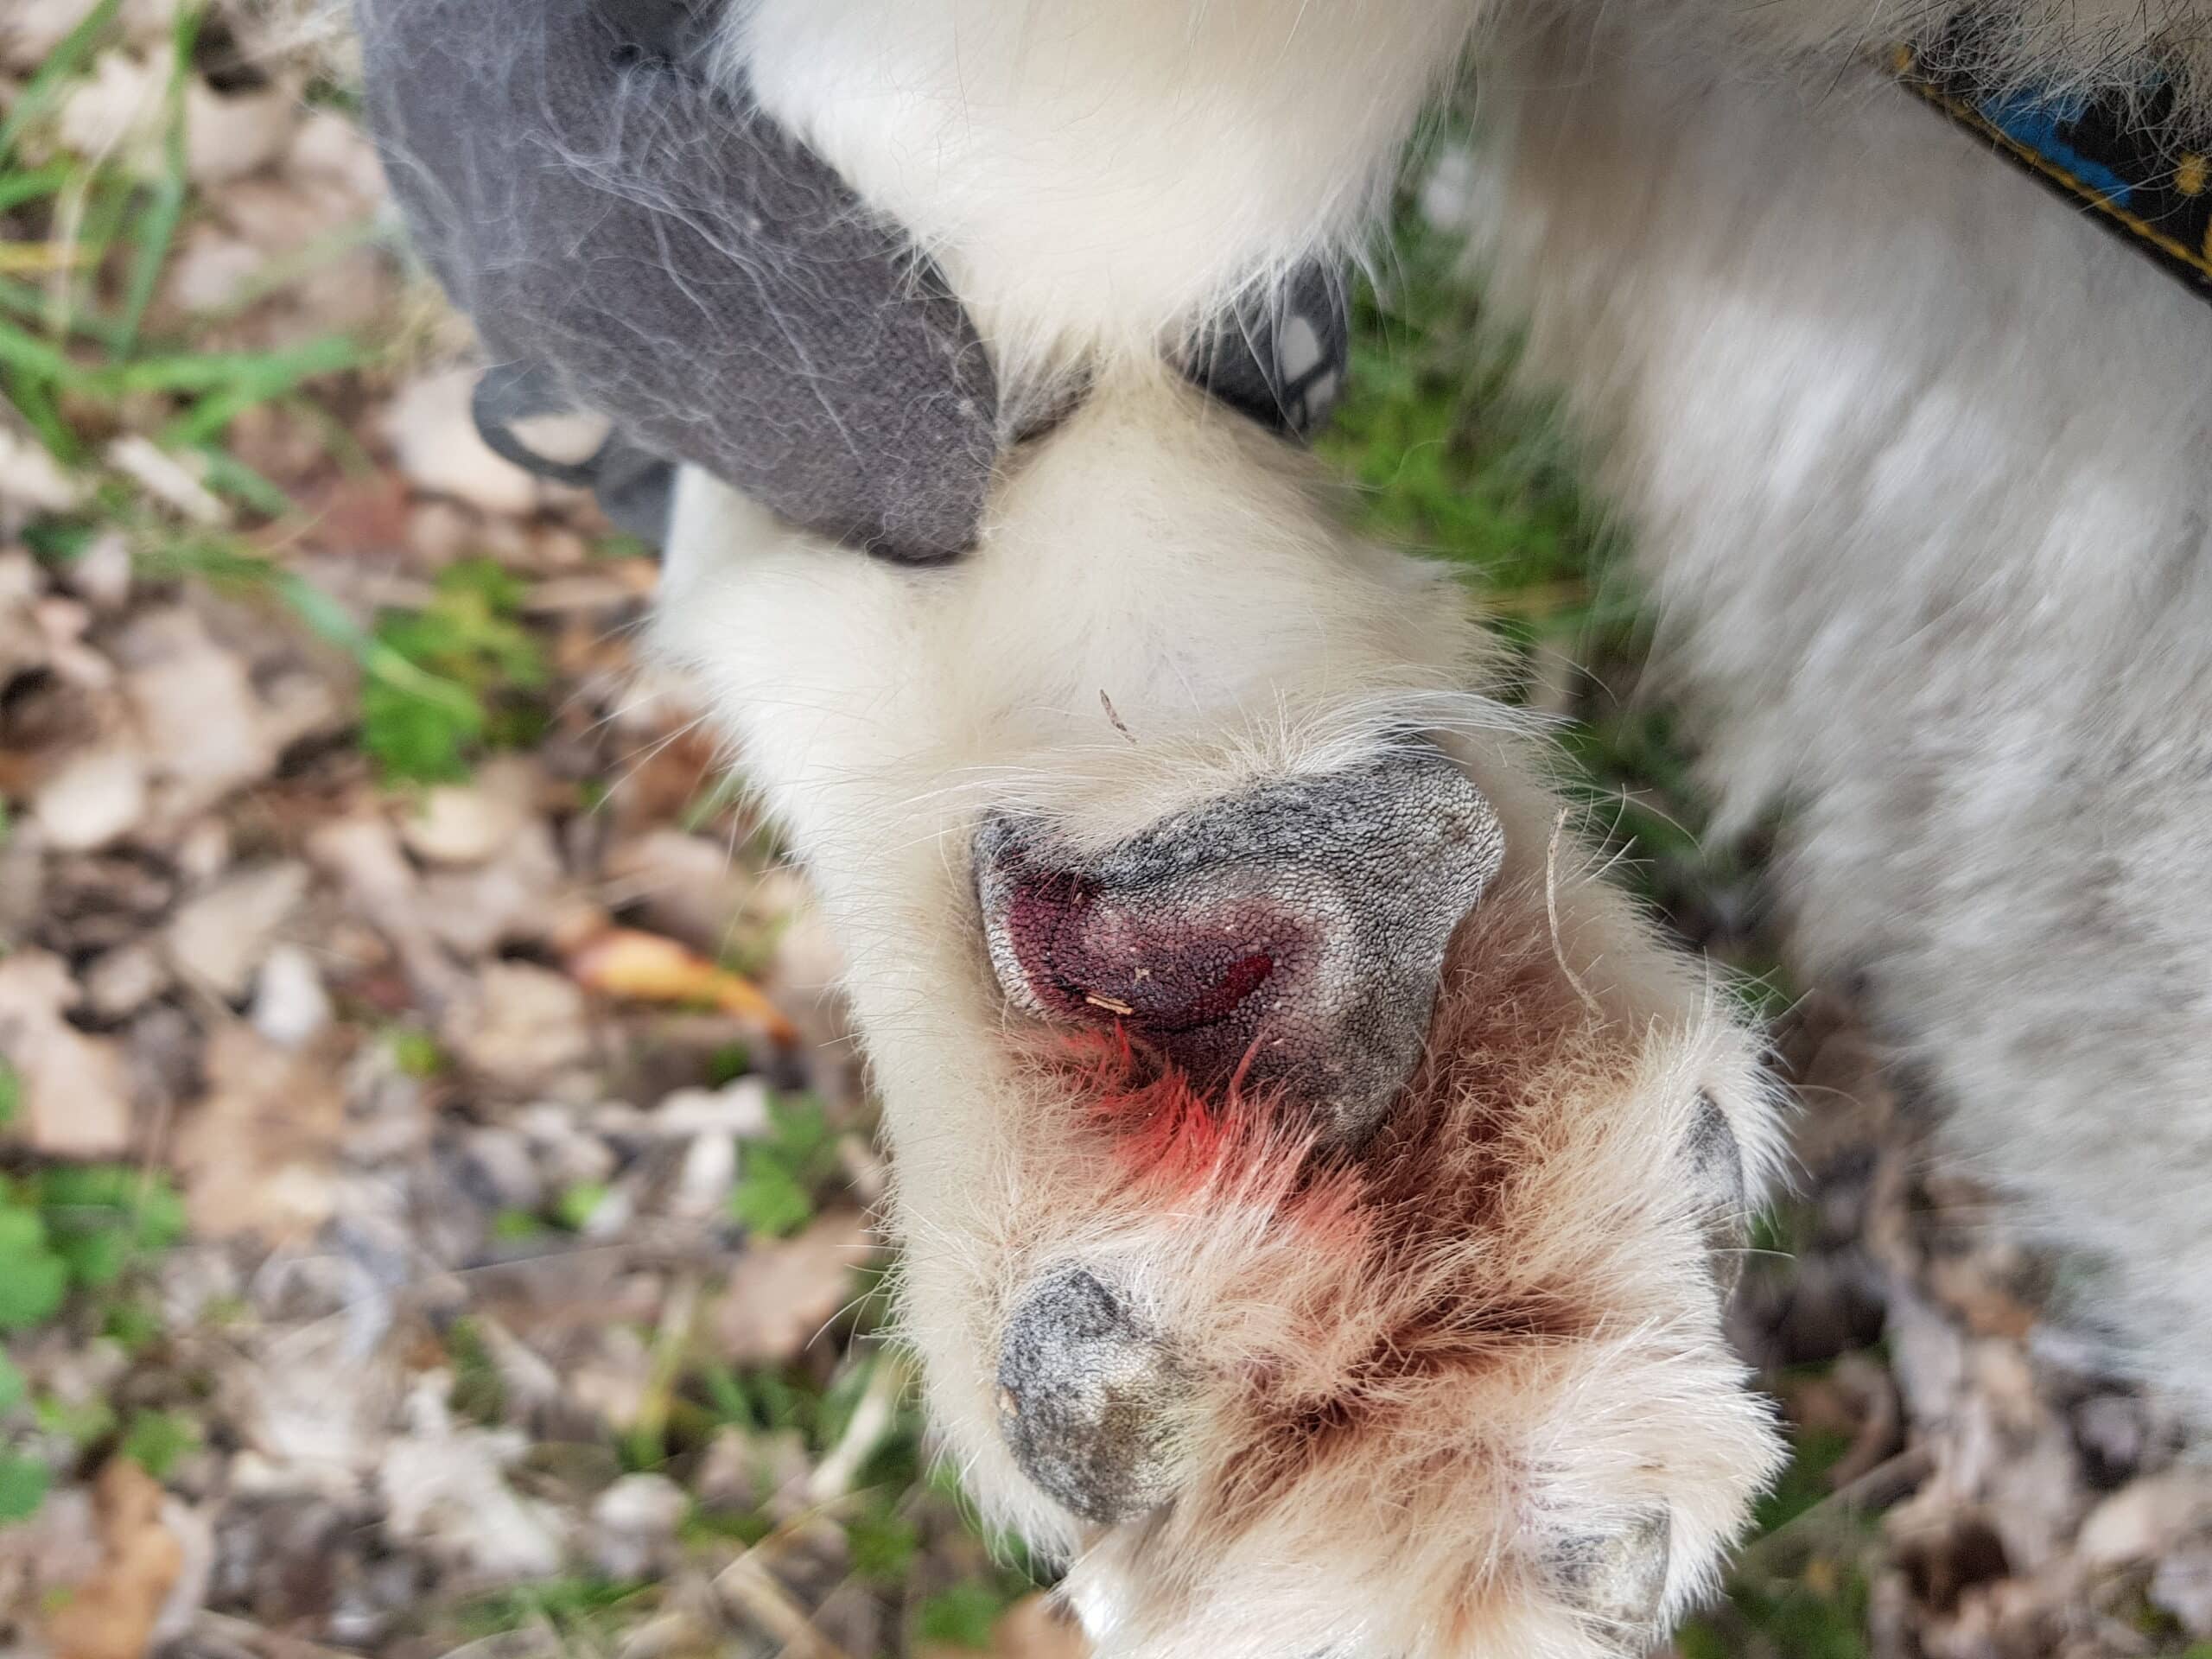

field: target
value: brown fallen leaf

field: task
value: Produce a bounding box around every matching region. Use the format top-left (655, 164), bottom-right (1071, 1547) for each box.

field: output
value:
top-left (918, 1594), bottom-right (1094, 1659)
top-left (0, 950), bottom-right (134, 1158)
top-left (175, 1023), bottom-right (344, 1243)
top-left (46, 1459), bottom-right (184, 1659)
top-left (566, 925), bottom-right (798, 1045)
top-left (710, 1211), bottom-right (879, 1365)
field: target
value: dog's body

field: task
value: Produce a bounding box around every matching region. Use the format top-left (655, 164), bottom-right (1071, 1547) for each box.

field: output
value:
top-left (1475, 24), bottom-right (2212, 1420)
top-left (641, 1), bottom-right (2212, 1651)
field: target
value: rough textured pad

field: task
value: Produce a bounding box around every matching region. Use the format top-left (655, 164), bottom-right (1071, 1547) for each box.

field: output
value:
top-left (996, 1268), bottom-right (1192, 1523)
top-left (976, 748), bottom-right (1506, 1144)
top-left (1685, 1091), bottom-right (1749, 1300)
top-left (1545, 1504), bottom-right (1673, 1649)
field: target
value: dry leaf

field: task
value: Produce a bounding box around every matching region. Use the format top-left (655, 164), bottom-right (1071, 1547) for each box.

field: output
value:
top-left (710, 1211), bottom-right (878, 1365)
top-left (397, 756), bottom-right (539, 867)
top-left (45, 1459), bottom-right (183, 1659)
top-left (175, 1023), bottom-right (342, 1243)
top-left (0, 950), bottom-right (133, 1157)
top-left (116, 607), bottom-right (280, 820)
top-left (381, 368), bottom-right (542, 517)
top-left (162, 861), bottom-right (309, 1002)
top-left (442, 961), bottom-right (595, 1090)
top-left (566, 926), bottom-right (797, 1044)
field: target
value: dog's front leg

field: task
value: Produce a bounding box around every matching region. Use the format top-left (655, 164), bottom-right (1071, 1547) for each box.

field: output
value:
top-left (655, 6), bottom-right (1785, 1655)
top-left (728, 0), bottom-right (1478, 381)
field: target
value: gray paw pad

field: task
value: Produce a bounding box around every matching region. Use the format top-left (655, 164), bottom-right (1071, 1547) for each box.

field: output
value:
top-left (1544, 1503), bottom-right (1672, 1646)
top-left (1684, 1092), bottom-right (1749, 1300)
top-left (996, 1268), bottom-right (1192, 1523)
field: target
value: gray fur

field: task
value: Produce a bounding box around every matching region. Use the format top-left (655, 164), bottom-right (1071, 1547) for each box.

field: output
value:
top-left (996, 1268), bottom-right (1192, 1523)
top-left (975, 747), bottom-right (1505, 1143)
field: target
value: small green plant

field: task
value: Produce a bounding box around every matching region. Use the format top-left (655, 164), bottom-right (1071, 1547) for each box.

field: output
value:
top-left (915, 1580), bottom-right (1018, 1649)
top-left (385, 1026), bottom-right (448, 1079)
top-left (0, 1208), bottom-right (61, 1335)
top-left (457, 1578), bottom-right (652, 1640)
top-left (33, 1165), bottom-right (188, 1293)
top-left (846, 1502), bottom-right (922, 1583)
top-left (360, 558), bottom-right (550, 785)
top-left (0, 1168), bottom-right (182, 1333)
top-left (0, 1452), bottom-right (50, 1525)
top-left (0, 1167), bottom-right (188, 1524)
top-left (445, 1317), bottom-right (507, 1427)
top-left (36, 1395), bottom-right (117, 1449)
top-left (552, 1181), bottom-right (611, 1233)
top-left (100, 1296), bottom-right (163, 1354)
top-left (120, 1409), bottom-right (199, 1479)
top-left (706, 1041), bottom-right (754, 1088)
top-left (488, 1207), bottom-right (548, 1243)
top-left (728, 1095), bottom-right (842, 1239)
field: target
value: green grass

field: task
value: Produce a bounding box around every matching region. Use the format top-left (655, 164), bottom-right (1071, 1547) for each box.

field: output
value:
top-left (359, 557), bottom-right (551, 784)
top-left (457, 1578), bottom-right (655, 1640)
top-left (0, 3), bottom-right (543, 795)
top-left (0, 1167), bottom-right (190, 1524)
top-left (728, 1094), bottom-right (842, 1240)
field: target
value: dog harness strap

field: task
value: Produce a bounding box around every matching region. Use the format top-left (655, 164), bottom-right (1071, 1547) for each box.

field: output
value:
top-left (1185, 263), bottom-right (1353, 442)
top-left (1897, 20), bottom-right (2212, 303)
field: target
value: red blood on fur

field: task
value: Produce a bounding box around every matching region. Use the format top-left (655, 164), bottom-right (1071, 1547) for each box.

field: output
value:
top-left (1039, 1027), bottom-right (1368, 1242)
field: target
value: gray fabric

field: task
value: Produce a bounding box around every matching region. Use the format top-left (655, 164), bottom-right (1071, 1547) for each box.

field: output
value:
top-left (355, 0), bottom-right (1353, 561)
top-left (470, 360), bottom-right (675, 542)
top-left (356, 0), bottom-right (1000, 563)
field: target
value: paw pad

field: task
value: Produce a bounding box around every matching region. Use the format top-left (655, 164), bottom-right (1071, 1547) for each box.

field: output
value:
top-left (996, 1268), bottom-right (1193, 1523)
top-left (976, 749), bottom-right (1504, 1143)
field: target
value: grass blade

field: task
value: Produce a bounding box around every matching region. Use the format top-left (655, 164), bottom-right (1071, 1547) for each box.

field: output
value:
top-left (0, 162), bottom-right (74, 216)
top-left (115, 4), bottom-right (206, 350)
top-left (0, 315), bottom-right (95, 389)
top-left (0, 0), bottom-right (125, 162)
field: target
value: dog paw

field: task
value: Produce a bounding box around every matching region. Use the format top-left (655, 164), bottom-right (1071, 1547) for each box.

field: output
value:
top-left (960, 745), bottom-right (1780, 1658)
top-left (651, 380), bottom-right (1781, 1657)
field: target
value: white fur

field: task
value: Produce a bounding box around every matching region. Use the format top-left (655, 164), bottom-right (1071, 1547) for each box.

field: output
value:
top-left (1466, 20), bottom-right (2212, 1415)
top-left (729, 0), bottom-right (1475, 386)
top-left (657, 366), bottom-right (1783, 1654)
top-left (654, 0), bottom-right (2212, 1649)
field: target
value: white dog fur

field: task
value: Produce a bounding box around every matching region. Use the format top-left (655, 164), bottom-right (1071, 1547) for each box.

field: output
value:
top-left (652, 0), bottom-right (2212, 1652)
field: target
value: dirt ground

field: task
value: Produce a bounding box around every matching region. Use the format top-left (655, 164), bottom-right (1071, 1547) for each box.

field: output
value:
top-left (0, 4), bottom-right (2209, 1657)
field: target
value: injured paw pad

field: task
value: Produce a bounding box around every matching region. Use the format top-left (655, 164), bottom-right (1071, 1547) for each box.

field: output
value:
top-left (976, 749), bottom-right (1505, 1145)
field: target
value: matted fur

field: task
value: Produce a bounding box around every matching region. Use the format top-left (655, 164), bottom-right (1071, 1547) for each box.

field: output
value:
top-left (1022, 887), bottom-right (1781, 1657)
